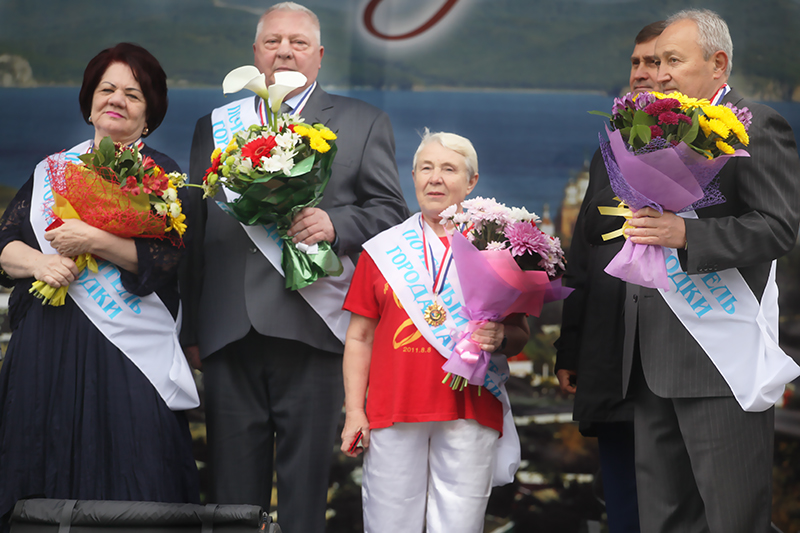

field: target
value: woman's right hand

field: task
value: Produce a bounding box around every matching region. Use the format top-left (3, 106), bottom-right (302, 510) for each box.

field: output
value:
top-left (32, 253), bottom-right (79, 288)
top-left (340, 410), bottom-right (370, 458)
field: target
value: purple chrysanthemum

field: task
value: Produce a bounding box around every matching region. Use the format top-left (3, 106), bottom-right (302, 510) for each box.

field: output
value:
top-left (505, 221), bottom-right (550, 259)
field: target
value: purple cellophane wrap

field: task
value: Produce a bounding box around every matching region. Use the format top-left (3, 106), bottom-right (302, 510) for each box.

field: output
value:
top-left (598, 126), bottom-right (748, 290)
top-left (442, 231), bottom-right (571, 385)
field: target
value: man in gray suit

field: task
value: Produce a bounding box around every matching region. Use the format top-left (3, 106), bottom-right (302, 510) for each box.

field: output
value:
top-left (589, 9), bottom-right (800, 532)
top-left (180, 3), bottom-right (409, 532)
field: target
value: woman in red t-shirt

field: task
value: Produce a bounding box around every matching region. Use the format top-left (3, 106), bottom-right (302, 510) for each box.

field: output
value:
top-left (340, 130), bottom-right (529, 533)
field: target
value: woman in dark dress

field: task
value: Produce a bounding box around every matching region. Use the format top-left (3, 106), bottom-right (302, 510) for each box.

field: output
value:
top-left (0, 43), bottom-right (200, 527)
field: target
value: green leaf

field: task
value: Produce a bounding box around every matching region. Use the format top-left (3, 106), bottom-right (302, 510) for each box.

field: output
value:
top-left (632, 110), bottom-right (656, 126)
top-left (252, 173), bottom-right (281, 184)
top-left (289, 155), bottom-right (315, 177)
top-left (588, 110), bottom-right (612, 119)
top-left (681, 114), bottom-right (700, 145)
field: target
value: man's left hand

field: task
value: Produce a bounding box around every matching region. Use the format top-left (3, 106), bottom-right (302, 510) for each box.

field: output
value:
top-left (288, 207), bottom-right (336, 245)
top-left (625, 207), bottom-right (686, 249)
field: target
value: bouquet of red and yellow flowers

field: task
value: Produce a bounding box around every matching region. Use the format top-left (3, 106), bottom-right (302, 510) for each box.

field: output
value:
top-left (32, 137), bottom-right (187, 306)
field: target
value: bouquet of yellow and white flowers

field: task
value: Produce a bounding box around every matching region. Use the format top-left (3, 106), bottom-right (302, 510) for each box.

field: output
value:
top-left (198, 67), bottom-right (342, 291)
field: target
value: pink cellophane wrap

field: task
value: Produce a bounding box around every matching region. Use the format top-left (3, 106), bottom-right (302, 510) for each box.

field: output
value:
top-left (442, 231), bottom-right (571, 384)
top-left (604, 238), bottom-right (669, 291)
top-left (601, 126), bottom-right (749, 290)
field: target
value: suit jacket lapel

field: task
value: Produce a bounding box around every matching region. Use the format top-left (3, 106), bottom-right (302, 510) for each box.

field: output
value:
top-left (300, 86), bottom-right (334, 126)
top-left (721, 87), bottom-right (745, 107)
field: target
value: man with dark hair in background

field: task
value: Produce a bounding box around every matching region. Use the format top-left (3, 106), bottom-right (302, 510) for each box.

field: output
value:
top-left (556, 20), bottom-right (665, 533)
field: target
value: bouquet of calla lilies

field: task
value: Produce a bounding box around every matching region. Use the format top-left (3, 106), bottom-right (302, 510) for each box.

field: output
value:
top-left (199, 66), bottom-right (342, 291)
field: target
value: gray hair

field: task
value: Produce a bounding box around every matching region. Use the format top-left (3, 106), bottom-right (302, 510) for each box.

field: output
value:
top-left (255, 2), bottom-right (321, 45)
top-left (666, 9), bottom-right (733, 76)
top-left (413, 129), bottom-right (479, 179)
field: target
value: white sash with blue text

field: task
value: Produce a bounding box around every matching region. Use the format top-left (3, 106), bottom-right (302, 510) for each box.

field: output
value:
top-left (209, 96), bottom-right (354, 343)
top-left (30, 141), bottom-right (199, 410)
top-left (658, 212), bottom-right (800, 411)
top-left (363, 214), bottom-right (520, 486)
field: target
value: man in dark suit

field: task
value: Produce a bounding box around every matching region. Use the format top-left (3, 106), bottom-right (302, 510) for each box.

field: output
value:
top-left (180, 3), bottom-right (409, 533)
top-left (556, 21), bottom-right (665, 533)
top-left (591, 9), bottom-right (800, 532)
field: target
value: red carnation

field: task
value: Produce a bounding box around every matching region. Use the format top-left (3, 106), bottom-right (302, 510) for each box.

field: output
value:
top-left (644, 98), bottom-right (680, 116)
top-left (650, 124), bottom-right (664, 138)
top-left (658, 111), bottom-right (681, 125)
top-left (242, 136), bottom-right (278, 165)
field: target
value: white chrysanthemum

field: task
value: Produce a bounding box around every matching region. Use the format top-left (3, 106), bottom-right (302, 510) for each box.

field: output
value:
top-left (462, 196), bottom-right (513, 228)
top-left (438, 204), bottom-right (458, 222)
top-left (462, 196), bottom-right (504, 212)
top-left (162, 188), bottom-right (178, 202)
top-left (486, 241), bottom-right (507, 251)
top-left (169, 202), bottom-right (182, 218)
top-left (275, 131), bottom-right (300, 149)
top-left (260, 156), bottom-right (283, 173)
top-left (166, 172), bottom-right (187, 188)
top-left (510, 206), bottom-right (540, 223)
top-left (236, 158), bottom-right (254, 173)
top-left (452, 212), bottom-right (470, 225)
top-left (154, 203), bottom-right (169, 216)
top-left (260, 150), bottom-right (295, 174)
top-left (274, 151), bottom-right (296, 174)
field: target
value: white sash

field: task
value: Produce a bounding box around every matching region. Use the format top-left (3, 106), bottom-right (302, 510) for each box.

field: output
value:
top-left (658, 212), bottom-right (800, 411)
top-left (363, 214), bottom-right (521, 486)
top-left (209, 96), bottom-right (354, 343)
top-left (30, 141), bottom-right (199, 410)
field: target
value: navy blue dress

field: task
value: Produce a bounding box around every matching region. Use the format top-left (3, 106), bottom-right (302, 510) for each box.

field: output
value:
top-left (0, 146), bottom-right (199, 525)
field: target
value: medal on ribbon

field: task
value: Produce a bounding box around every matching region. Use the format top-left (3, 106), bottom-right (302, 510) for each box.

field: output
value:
top-left (420, 218), bottom-right (454, 327)
top-left (424, 301), bottom-right (447, 326)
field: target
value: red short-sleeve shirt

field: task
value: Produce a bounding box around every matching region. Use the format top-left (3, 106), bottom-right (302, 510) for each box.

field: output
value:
top-left (343, 250), bottom-right (503, 434)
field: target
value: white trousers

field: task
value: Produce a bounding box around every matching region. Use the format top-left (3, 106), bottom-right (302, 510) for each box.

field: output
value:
top-left (362, 419), bottom-right (499, 533)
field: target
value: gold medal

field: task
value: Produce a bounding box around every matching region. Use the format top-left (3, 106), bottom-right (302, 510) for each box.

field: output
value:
top-left (424, 302), bottom-right (447, 327)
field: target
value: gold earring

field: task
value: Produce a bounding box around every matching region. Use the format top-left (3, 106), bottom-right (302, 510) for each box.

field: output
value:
top-left (88, 115), bottom-right (93, 124)
top-left (142, 126), bottom-right (149, 136)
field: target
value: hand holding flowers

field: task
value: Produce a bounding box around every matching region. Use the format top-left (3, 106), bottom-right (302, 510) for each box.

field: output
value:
top-left (193, 67), bottom-right (342, 290)
top-left (31, 137), bottom-right (187, 306)
top-left (437, 197), bottom-right (569, 390)
top-left (591, 91), bottom-right (751, 290)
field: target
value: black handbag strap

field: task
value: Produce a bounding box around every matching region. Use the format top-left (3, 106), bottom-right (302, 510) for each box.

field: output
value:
top-left (201, 503), bottom-right (219, 533)
top-left (58, 500), bottom-right (77, 533)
